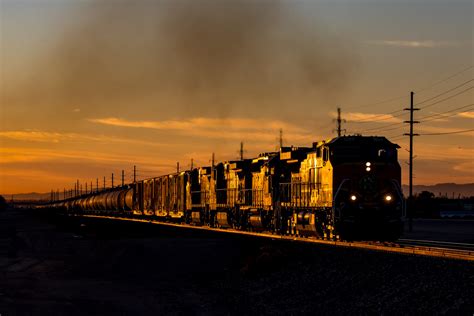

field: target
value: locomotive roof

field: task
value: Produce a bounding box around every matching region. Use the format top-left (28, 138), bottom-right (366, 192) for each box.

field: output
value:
top-left (324, 135), bottom-right (400, 149)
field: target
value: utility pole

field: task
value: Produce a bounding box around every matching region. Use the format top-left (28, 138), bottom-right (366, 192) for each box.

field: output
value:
top-left (335, 107), bottom-right (346, 137)
top-left (96, 178), bottom-right (99, 193)
top-left (404, 91), bottom-right (419, 232)
top-left (177, 162), bottom-right (180, 173)
top-left (112, 173), bottom-right (114, 188)
top-left (133, 165), bottom-right (136, 182)
top-left (90, 181), bottom-right (92, 194)
top-left (211, 153), bottom-right (215, 181)
top-left (103, 176), bottom-right (106, 190)
top-left (240, 142), bottom-right (244, 160)
top-left (122, 170), bottom-right (125, 186)
top-left (279, 129), bottom-right (283, 148)
top-left (77, 180), bottom-right (79, 196)
top-left (190, 158), bottom-right (194, 170)
top-left (85, 182), bottom-right (88, 194)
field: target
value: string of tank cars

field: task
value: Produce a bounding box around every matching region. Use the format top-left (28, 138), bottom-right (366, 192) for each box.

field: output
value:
top-left (71, 214), bottom-right (474, 262)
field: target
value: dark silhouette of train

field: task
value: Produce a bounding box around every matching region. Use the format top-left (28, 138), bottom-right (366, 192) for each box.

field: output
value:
top-left (49, 136), bottom-right (405, 240)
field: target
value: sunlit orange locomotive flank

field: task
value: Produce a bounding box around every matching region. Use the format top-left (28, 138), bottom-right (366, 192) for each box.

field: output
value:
top-left (49, 136), bottom-right (405, 240)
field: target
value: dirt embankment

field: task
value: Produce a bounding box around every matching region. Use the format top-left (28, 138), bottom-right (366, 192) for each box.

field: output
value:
top-left (0, 210), bottom-right (473, 314)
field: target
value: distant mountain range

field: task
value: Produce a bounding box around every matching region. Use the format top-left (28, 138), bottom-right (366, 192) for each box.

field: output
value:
top-left (2, 183), bottom-right (474, 202)
top-left (402, 183), bottom-right (474, 198)
top-left (2, 192), bottom-right (51, 202)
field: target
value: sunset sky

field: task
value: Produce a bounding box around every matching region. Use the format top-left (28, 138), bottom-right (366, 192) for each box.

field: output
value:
top-left (1, 0), bottom-right (473, 194)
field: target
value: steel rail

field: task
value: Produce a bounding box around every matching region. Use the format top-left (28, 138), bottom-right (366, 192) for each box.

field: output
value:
top-left (73, 214), bottom-right (474, 262)
top-left (398, 238), bottom-right (474, 251)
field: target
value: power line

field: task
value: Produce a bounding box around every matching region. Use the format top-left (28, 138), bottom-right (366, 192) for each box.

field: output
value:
top-left (420, 128), bottom-right (474, 136)
top-left (417, 79), bottom-right (473, 105)
top-left (356, 81), bottom-right (472, 130)
top-left (356, 101), bottom-right (473, 134)
top-left (357, 120), bottom-right (403, 133)
top-left (418, 103), bottom-right (474, 122)
top-left (415, 65), bottom-right (473, 93)
top-left (349, 80), bottom-right (471, 128)
top-left (419, 86), bottom-right (473, 110)
top-left (345, 65), bottom-right (473, 110)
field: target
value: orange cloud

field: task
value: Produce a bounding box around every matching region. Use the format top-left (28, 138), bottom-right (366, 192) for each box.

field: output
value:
top-left (0, 130), bottom-right (174, 147)
top-left (337, 112), bottom-right (402, 123)
top-left (88, 117), bottom-right (316, 143)
top-left (458, 111), bottom-right (474, 119)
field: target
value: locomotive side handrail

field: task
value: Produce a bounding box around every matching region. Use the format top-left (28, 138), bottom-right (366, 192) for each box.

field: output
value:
top-left (390, 179), bottom-right (406, 218)
top-left (332, 179), bottom-right (351, 220)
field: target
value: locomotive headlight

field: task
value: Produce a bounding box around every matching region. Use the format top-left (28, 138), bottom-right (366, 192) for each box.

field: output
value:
top-left (350, 195), bottom-right (357, 201)
top-left (385, 195), bottom-right (392, 202)
top-left (366, 167), bottom-right (371, 172)
top-left (365, 162), bottom-right (371, 167)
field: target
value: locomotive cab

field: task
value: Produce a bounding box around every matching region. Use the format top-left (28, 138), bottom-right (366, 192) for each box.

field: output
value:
top-left (328, 136), bottom-right (404, 240)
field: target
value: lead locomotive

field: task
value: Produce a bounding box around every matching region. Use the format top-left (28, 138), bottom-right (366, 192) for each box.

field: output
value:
top-left (49, 136), bottom-right (405, 240)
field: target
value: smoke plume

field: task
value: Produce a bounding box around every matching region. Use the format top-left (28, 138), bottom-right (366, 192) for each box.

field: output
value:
top-left (4, 0), bottom-right (357, 120)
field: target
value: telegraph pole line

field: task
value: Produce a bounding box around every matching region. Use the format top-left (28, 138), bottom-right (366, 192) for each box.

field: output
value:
top-left (404, 91), bottom-right (419, 232)
top-left (240, 142), bottom-right (244, 160)
top-left (334, 107), bottom-right (346, 137)
top-left (122, 170), bottom-right (125, 186)
top-left (133, 165), bottom-right (137, 183)
top-left (279, 129), bottom-right (283, 148)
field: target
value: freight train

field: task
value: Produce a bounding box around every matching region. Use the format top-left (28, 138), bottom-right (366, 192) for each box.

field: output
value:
top-left (47, 136), bottom-right (405, 240)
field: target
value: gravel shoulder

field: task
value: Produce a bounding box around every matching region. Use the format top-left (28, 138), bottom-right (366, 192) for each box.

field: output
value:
top-left (1, 210), bottom-right (473, 315)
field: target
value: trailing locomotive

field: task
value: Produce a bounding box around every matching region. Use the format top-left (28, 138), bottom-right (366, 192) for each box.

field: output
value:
top-left (49, 136), bottom-right (405, 240)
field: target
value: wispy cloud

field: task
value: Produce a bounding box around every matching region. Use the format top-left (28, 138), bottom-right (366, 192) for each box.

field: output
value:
top-left (453, 161), bottom-right (474, 174)
top-left (0, 130), bottom-right (173, 147)
top-left (458, 111), bottom-right (474, 119)
top-left (88, 117), bottom-right (315, 143)
top-left (0, 147), bottom-right (177, 168)
top-left (366, 40), bottom-right (459, 48)
top-left (337, 112), bottom-right (402, 123)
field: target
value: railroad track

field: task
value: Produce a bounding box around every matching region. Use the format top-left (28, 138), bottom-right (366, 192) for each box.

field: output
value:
top-left (73, 214), bottom-right (474, 262)
top-left (398, 238), bottom-right (474, 251)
